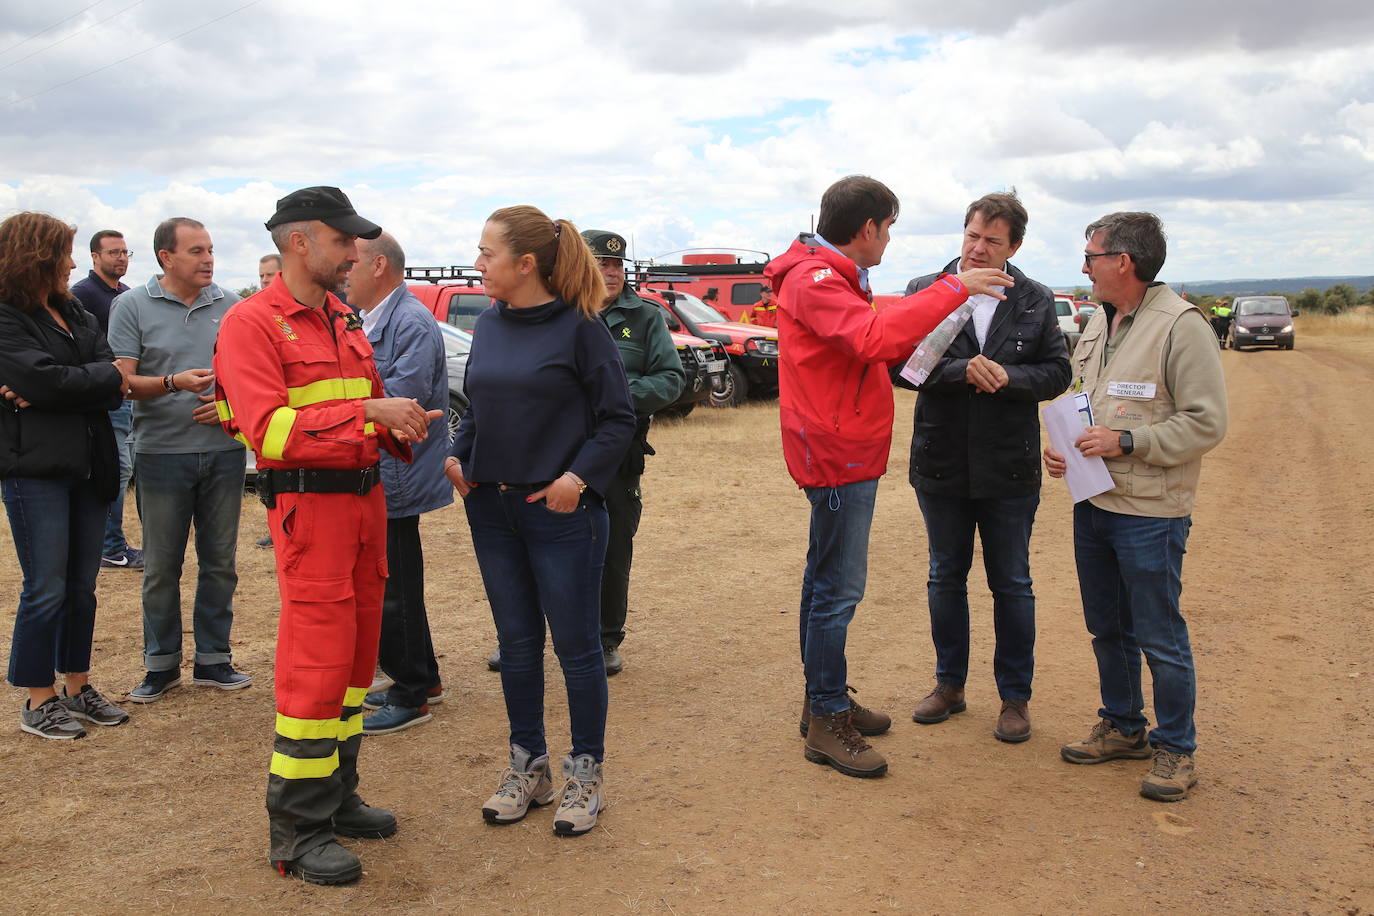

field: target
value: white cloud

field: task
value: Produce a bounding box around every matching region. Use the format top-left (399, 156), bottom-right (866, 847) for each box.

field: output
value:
top-left (0, 0), bottom-right (1371, 292)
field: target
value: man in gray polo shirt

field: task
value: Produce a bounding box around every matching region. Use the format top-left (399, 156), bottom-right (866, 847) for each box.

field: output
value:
top-left (108, 217), bottom-right (251, 702)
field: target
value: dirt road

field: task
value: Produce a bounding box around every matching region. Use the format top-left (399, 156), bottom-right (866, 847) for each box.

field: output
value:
top-left (0, 335), bottom-right (1370, 914)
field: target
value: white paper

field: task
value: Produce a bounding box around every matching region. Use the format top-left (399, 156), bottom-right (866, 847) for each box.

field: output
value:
top-left (1042, 394), bottom-right (1115, 503)
top-left (899, 301), bottom-right (974, 386)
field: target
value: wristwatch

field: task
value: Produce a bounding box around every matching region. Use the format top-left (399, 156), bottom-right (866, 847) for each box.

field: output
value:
top-left (1118, 430), bottom-right (1134, 455)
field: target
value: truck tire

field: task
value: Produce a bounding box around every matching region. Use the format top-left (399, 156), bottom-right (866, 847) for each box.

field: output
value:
top-left (709, 363), bottom-right (747, 408)
top-left (447, 393), bottom-right (469, 443)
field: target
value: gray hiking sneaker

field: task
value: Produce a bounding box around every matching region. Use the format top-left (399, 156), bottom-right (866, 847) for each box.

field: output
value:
top-left (62, 685), bottom-right (129, 726)
top-left (20, 696), bottom-right (87, 740)
top-left (553, 754), bottom-right (604, 836)
top-left (482, 744), bottom-right (556, 824)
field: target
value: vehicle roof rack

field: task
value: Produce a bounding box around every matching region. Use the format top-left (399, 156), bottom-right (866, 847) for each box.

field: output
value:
top-left (632, 260), bottom-right (767, 278)
top-left (404, 266), bottom-right (483, 285)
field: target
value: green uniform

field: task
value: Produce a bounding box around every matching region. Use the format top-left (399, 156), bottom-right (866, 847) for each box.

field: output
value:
top-left (599, 286), bottom-right (685, 650)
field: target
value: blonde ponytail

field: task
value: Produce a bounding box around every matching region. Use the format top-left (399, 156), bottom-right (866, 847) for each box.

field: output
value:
top-left (488, 207), bottom-right (606, 319)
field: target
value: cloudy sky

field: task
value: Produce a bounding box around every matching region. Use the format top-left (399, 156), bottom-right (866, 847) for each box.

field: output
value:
top-left (3, 0), bottom-right (1373, 293)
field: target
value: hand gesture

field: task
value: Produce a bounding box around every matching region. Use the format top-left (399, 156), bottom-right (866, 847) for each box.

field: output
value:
top-left (175, 368), bottom-right (216, 394)
top-left (955, 267), bottom-right (1014, 299)
top-left (365, 398), bottom-right (437, 442)
top-left (192, 393), bottom-right (220, 425)
top-left (965, 354), bottom-right (1009, 393)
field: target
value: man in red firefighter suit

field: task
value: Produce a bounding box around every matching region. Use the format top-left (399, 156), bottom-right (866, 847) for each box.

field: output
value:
top-left (213, 187), bottom-right (438, 885)
top-left (750, 284), bottom-right (778, 327)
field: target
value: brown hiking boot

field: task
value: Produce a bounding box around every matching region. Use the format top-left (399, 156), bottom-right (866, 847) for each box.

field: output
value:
top-left (803, 708), bottom-right (887, 778)
top-left (799, 686), bottom-right (891, 737)
top-left (993, 700), bottom-right (1031, 743)
top-left (1140, 747), bottom-right (1197, 802)
top-left (1060, 718), bottom-right (1152, 764)
top-left (911, 683), bottom-right (966, 724)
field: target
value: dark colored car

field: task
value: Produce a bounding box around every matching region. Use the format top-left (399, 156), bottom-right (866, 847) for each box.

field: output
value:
top-left (1227, 296), bottom-right (1295, 351)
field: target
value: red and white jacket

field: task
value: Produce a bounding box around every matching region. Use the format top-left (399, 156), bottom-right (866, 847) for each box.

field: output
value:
top-left (766, 236), bottom-right (967, 489)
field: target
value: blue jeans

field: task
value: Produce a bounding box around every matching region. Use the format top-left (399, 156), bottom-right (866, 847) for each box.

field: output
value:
top-left (102, 402), bottom-right (134, 557)
top-left (1073, 501), bottom-right (1196, 755)
top-left (917, 490), bottom-right (1039, 701)
top-left (800, 479), bottom-right (879, 716)
top-left (135, 450), bottom-right (244, 671)
top-left (3, 477), bottom-right (106, 687)
top-left (464, 485), bottom-right (609, 761)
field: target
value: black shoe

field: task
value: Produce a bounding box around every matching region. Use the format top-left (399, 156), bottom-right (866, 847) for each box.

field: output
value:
top-left (128, 669), bottom-right (183, 703)
top-left (192, 662), bottom-right (253, 690)
top-left (334, 799), bottom-right (398, 839)
top-left (274, 841), bottom-right (362, 885)
top-left (603, 646), bottom-right (623, 677)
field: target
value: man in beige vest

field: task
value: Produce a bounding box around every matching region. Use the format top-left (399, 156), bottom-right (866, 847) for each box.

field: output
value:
top-left (1043, 212), bottom-right (1226, 802)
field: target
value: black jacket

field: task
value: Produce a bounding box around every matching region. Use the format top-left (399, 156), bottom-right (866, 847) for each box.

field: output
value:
top-left (0, 296), bottom-right (123, 498)
top-left (895, 259), bottom-right (1071, 498)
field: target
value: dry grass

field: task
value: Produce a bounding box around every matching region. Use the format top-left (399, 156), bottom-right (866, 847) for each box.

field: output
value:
top-left (1295, 305), bottom-right (1374, 336)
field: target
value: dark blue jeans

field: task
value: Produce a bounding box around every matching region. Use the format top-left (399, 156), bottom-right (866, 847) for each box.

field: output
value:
top-left (377, 514), bottom-right (440, 708)
top-left (1073, 501), bottom-right (1196, 755)
top-left (917, 490), bottom-right (1039, 701)
top-left (464, 485), bottom-right (609, 761)
top-left (102, 401), bottom-right (134, 556)
top-left (799, 478), bottom-right (879, 717)
top-left (135, 450), bottom-right (244, 671)
top-left (3, 477), bottom-right (106, 687)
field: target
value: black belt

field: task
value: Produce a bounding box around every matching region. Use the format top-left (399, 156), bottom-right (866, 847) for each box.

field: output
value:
top-left (256, 466), bottom-right (380, 508)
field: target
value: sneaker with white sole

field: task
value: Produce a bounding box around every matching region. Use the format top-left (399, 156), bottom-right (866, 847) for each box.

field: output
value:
top-left (99, 547), bottom-right (144, 570)
top-left (368, 669), bottom-right (393, 692)
top-left (553, 754), bottom-right (603, 836)
top-left (482, 744), bottom-right (556, 824)
top-left (362, 703), bottom-right (431, 735)
top-left (192, 663), bottom-right (252, 690)
top-left (362, 684), bottom-right (443, 711)
top-left (20, 696), bottom-right (87, 740)
top-left (128, 669), bottom-right (183, 703)
top-left (62, 685), bottom-right (129, 726)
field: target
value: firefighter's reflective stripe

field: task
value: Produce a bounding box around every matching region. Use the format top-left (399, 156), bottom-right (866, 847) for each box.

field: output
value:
top-left (287, 377), bottom-right (372, 408)
top-left (343, 686), bottom-right (368, 707)
top-left (261, 407), bottom-right (299, 460)
top-left (270, 749), bottom-right (339, 780)
top-left (215, 399), bottom-right (234, 420)
top-left (339, 712), bottom-right (364, 740)
top-left (274, 714), bottom-right (339, 741)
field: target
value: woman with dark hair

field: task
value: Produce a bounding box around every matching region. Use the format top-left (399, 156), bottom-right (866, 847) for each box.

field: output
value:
top-left (0, 211), bottom-right (129, 739)
top-left (446, 205), bottom-right (635, 835)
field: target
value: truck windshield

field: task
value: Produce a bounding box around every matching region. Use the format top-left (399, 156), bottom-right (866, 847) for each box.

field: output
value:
top-left (670, 291), bottom-right (727, 323)
top-left (1236, 299), bottom-right (1289, 316)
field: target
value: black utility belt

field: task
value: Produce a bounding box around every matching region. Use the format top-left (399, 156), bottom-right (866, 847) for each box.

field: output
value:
top-left (256, 465), bottom-right (379, 509)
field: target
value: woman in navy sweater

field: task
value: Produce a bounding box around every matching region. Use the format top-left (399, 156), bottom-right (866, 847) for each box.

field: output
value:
top-left (446, 205), bottom-right (634, 836)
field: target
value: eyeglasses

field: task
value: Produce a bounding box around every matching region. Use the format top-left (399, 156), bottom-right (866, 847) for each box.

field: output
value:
top-left (101, 249), bottom-right (133, 258)
top-left (1083, 251), bottom-right (1123, 266)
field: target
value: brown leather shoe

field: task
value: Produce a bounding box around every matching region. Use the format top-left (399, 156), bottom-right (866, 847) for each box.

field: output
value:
top-left (799, 686), bottom-right (892, 737)
top-left (993, 699), bottom-right (1031, 743)
top-left (911, 683), bottom-right (966, 724)
top-left (803, 709), bottom-right (887, 778)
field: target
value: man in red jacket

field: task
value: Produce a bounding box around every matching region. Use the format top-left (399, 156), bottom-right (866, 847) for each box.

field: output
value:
top-left (767, 175), bottom-right (1012, 778)
top-left (213, 187), bottom-right (438, 884)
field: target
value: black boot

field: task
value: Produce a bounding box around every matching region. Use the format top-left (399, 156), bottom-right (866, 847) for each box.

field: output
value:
top-left (334, 796), bottom-right (397, 839)
top-left (275, 840), bottom-right (361, 885)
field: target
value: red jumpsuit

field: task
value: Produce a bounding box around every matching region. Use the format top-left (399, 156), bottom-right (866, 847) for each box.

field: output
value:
top-left (212, 275), bottom-right (408, 864)
top-left (750, 301), bottom-right (778, 328)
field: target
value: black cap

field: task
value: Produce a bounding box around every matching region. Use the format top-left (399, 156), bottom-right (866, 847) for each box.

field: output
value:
top-left (265, 186), bottom-right (382, 239)
top-left (581, 229), bottom-right (629, 260)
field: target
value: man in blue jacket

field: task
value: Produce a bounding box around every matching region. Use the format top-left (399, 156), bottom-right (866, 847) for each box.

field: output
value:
top-left (899, 192), bottom-right (1070, 743)
top-left (348, 232), bottom-right (452, 734)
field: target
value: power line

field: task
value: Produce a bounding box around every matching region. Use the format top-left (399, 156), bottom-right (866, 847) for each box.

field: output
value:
top-left (0, 0), bottom-right (147, 75)
top-left (3, 0), bottom-right (264, 107)
top-left (0, 2), bottom-right (108, 57)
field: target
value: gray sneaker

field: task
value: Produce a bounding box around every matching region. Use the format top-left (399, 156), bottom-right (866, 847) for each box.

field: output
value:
top-left (20, 696), bottom-right (87, 740)
top-left (553, 754), bottom-right (603, 836)
top-left (482, 744), bottom-right (556, 824)
top-left (62, 685), bottom-right (129, 726)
